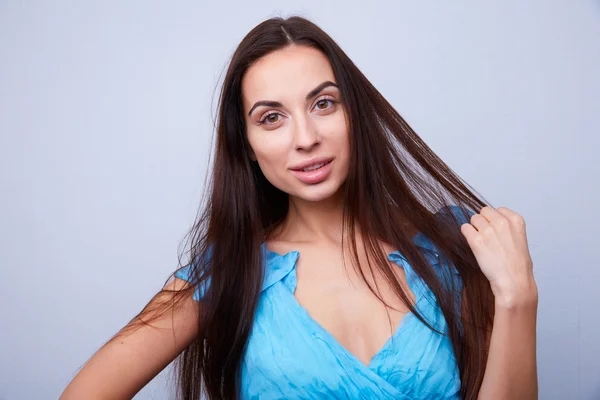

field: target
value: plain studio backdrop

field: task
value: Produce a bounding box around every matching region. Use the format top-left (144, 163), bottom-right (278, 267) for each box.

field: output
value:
top-left (1, 1), bottom-right (598, 399)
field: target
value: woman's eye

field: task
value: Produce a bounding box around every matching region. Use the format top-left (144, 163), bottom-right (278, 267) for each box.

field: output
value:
top-left (259, 112), bottom-right (282, 125)
top-left (258, 99), bottom-right (337, 126)
top-left (314, 98), bottom-right (335, 110)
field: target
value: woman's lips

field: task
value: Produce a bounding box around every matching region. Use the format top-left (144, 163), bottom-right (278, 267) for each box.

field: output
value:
top-left (289, 160), bottom-right (333, 184)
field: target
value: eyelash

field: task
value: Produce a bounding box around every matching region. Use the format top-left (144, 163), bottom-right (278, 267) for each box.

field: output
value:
top-left (257, 97), bottom-right (338, 126)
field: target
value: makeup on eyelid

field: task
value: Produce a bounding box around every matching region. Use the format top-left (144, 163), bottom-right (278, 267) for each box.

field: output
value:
top-left (257, 98), bottom-right (338, 126)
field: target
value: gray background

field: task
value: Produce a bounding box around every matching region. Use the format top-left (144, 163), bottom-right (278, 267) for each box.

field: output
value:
top-left (1, 1), bottom-right (598, 399)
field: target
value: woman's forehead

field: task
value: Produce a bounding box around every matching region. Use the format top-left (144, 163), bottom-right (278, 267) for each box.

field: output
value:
top-left (242, 47), bottom-right (336, 107)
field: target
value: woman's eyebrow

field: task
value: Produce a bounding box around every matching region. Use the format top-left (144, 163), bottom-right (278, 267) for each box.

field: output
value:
top-left (248, 80), bottom-right (339, 117)
top-left (305, 80), bottom-right (338, 102)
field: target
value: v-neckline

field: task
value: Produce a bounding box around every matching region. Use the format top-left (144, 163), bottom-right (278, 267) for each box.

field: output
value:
top-left (265, 232), bottom-right (432, 369)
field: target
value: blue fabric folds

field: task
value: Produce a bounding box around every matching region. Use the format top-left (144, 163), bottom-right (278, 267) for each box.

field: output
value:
top-left (174, 206), bottom-right (473, 399)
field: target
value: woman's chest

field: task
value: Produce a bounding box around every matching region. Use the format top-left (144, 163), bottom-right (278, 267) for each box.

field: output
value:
top-left (291, 244), bottom-right (417, 365)
top-left (238, 284), bottom-right (461, 400)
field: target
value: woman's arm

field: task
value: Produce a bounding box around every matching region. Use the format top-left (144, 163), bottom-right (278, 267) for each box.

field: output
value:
top-left (60, 278), bottom-right (200, 400)
top-left (478, 281), bottom-right (539, 399)
top-left (458, 205), bottom-right (539, 399)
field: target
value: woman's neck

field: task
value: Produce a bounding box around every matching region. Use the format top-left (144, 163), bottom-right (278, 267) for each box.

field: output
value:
top-left (267, 189), bottom-right (420, 250)
top-left (271, 189), bottom-right (346, 246)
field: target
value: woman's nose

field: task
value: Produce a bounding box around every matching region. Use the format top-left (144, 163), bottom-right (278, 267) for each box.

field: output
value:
top-left (293, 117), bottom-right (321, 151)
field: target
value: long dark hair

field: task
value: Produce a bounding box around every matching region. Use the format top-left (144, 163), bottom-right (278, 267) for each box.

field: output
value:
top-left (125, 15), bottom-right (495, 399)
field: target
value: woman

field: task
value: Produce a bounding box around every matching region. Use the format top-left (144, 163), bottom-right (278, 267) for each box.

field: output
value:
top-left (61, 16), bottom-right (538, 400)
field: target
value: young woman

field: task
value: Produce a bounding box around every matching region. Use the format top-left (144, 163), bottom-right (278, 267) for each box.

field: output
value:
top-left (61, 16), bottom-right (538, 400)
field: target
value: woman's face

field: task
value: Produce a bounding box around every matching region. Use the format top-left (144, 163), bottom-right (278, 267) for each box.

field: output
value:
top-left (242, 45), bottom-right (350, 203)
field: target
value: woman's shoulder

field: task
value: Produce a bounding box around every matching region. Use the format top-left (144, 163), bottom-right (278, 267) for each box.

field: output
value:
top-left (173, 241), bottom-right (299, 301)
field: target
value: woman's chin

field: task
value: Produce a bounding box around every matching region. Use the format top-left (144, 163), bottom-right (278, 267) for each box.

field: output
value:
top-left (290, 181), bottom-right (344, 203)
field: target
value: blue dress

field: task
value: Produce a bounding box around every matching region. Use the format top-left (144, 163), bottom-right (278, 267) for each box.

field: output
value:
top-left (175, 207), bottom-right (469, 399)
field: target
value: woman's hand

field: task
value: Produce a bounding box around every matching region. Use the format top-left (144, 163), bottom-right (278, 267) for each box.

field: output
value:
top-left (460, 206), bottom-right (537, 307)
